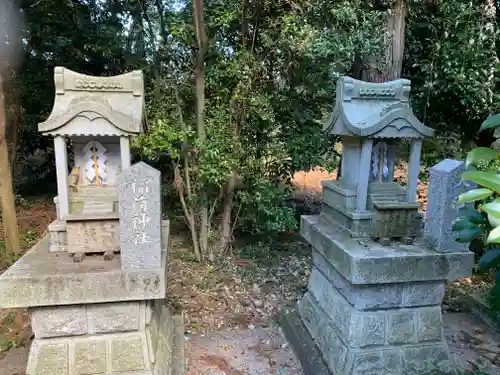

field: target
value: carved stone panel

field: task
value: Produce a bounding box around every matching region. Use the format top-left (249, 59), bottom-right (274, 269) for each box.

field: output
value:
top-left (117, 162), bottom-right (162, 269)
top-left (66, 220), bottom-right (119, 254)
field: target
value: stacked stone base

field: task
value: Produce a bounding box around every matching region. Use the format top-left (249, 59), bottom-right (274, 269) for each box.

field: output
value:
top-left (27, 300), bottom-right (185, 375)
top-left (283, 215), bottom-right (474, 375)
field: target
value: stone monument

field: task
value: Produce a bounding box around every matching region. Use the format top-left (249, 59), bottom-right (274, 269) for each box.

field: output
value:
top-left (425, 159), bottom-right (474, 252)
top-left (0, 67), bottom-right (185, 375)
top-left (282, 76), bottom-right (474, 375)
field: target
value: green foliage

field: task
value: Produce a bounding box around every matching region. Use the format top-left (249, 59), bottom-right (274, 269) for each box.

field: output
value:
top-left (455, 114), bottom-right (500, 309)
top-left (405, 0), bottom-right (500, 143)
top-left (237, 178), bottom-right (297, 234)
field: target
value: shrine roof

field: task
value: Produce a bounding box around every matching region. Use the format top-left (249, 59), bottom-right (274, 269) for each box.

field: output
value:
top-left (38, 67), bottom-right (146, 137)
top-left (324, 76), bottom-right (435, 139)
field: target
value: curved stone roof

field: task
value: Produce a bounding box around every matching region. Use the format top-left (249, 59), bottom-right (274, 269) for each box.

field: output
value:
top-left (324, 76), bottom-right (435, 139)
top-left (38, 67), bottom-right (145, 136)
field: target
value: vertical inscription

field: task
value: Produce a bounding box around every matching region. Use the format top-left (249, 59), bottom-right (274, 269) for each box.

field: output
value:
top-left (118, 162), bottom-right (162, 269)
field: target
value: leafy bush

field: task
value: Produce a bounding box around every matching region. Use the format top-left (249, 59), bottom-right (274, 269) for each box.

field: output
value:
top-left (454, 115), bottom-right (500, 309)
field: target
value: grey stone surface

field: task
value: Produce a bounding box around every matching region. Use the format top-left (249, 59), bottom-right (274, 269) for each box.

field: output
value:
top-left (0, 235), bottom-right (167, 308)
top-left (319, 76), bottom-right (434, 237)
top-left (31, 301), bottom-right (148, 338)
top-left (111, 336), bottom-right (146, 372)
top-left (118, 162), bottom-right (162, 269)
top-left (306, 268), bottom-right (444, 348)
top-left (281, 310), bottom-right (332, 375)
top-left (301, 215), bottom-right (474, 284)
top-left (295, 291), bottom-right (454, 375)
top-left (24, 302), bottom-right (184, 375)
top-left (66, 219), bottom-right (119, 254)
top-left (312, 250), bottom-right (445, 309)
top-left (425, 159), bottom-right (474, 253)
top-left (31, 305), bottom-right (87, 338)
top-left (74, 340), bottom-right (106, 374)
top-left (324, 76), bottom-right (434, 141)
top-left (34, 343), bottom-right (69, 375)
top-left (48, 220), bottom-right (68, 253)
top-left (87, 302), bottom-right (142, 333)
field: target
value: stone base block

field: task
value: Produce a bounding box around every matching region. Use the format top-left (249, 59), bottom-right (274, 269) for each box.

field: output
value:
top-left (30, 301), bottom-right (148, 338)
top-left (0, 235), bottom-right (168, 308)
top-left (48, 220), bottom-right (68, 253)
top-left (297, 292), bottom-right (456, 375)
top-left (26, 301), bottom-right (185, 375)
top-left (301, 215), bottom-right (474, 284)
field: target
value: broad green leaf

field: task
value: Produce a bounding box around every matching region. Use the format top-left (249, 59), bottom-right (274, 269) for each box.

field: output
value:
top-left (465, 147), bottom-right (498, 167)
top-left (456, 227), bottom-right (483, 243)
top-left (459, 206), bottom-right (487, 225)
top-left (478, 247), bottom-right (500, 270)
top-left (479, 113), bottom-right (500, 133)
top-left (462, 171), bottom-right (500, 193)
top-left (452, 218), bottom-right (477, 232)
top-left (480, 201), bottom-right (500, 220)
top-left (457, 188), bottom-right (494, 204)
top-left (486, 225), bottom-right (500, 244)
top-left (489, 215), bottom-right (500, 228)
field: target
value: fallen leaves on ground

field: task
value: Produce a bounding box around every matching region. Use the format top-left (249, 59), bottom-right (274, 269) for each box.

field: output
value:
top-left (167, 233), bottom-right (311, 335)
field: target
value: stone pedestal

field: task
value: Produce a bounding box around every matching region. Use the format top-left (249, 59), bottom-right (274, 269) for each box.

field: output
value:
top-left (0, 231), bottom-right (186, 375)
top-left (284, 215), bottom-right (474, 375)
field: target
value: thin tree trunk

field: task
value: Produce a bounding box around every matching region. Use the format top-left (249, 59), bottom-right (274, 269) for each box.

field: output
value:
top-left (0, 74), bottom-right (19, 254)
top-left (219, 0), bottom-right (252, 252)
top-left (363, 0), bottom-right (408, 82)
top-left (192, 0), bottom-right (210, 259)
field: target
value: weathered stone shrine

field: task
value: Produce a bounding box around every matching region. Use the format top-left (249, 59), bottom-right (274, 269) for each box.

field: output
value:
top-left (0, 68), bottom-right (184, 375)
top-left (283, 77), bottom-right (474, 375)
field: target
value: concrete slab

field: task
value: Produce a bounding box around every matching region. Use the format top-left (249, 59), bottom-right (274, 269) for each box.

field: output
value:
top-left (0, 236), bottom-right (167, 308)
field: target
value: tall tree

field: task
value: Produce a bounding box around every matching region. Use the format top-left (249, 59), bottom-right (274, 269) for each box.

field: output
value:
top-left (0, 0), bottom-right (22, 254)
top-left (364, 0), bottom-right (409, 82)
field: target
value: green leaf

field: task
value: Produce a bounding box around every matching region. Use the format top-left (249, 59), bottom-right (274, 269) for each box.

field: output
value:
top-left (456, 227), bottom-right (483, 243)
top-left (478, 247), bottom-right (500, 270)
top-left (462, 171), bottom-right (500, 193)
top-left (479, 113), bottom-right (500, 133)
top-left (459, 206), bottom-right (487, 224)
top-left (457, 188), bottom-right (494, 204)
top-left (486, 225), bottom-right (500, 244)
top-left (480, 201), bottom-right (500, 220)
top-left (465, 147), bottom-right (498, 167)
top-left (452, 218), bottom-right (477, 232)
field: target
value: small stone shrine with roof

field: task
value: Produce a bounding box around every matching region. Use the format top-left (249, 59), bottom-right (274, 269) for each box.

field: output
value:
top-left (322, 76), bottom-right (435, 243)
top-left (0, 68), bottom-right (185, 375)
top-left (282, 76), bottom-right (474, 375)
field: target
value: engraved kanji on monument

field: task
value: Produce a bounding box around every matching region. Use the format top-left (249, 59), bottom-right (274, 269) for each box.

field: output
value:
top-left (118, 162), bottom-right (162, 269)
top-left (424, 159), bottom-right (474, 253)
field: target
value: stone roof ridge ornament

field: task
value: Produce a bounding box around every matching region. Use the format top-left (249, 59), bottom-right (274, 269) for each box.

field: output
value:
top-left (324, 76), bottom-right (434, 139)
top-left (38, 66), bottom-right (145, 136)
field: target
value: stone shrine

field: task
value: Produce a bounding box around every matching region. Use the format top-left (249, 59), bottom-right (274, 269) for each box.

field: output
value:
top-left (41, 67), bottom-right (143, 261)
top-left (282, 76), bottom-right (474, 375)
top-left (0, 68), bottom-right (185, 375)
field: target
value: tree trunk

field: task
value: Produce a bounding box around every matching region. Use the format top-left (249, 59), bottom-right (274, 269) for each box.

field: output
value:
top-left (363, 0), bottom-right (408, 82)
top-left (0, 74), bottom-right (20, 254)
top-left (192, 0), bottom-right (210, 260)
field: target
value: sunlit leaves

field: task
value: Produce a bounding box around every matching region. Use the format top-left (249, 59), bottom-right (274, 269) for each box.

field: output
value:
top-left (462, 171), bottom-right (500, 193)
top-left (465, 147), bottom-right (498, 167)
top-left (456, 188), bottom-right (494, 204)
